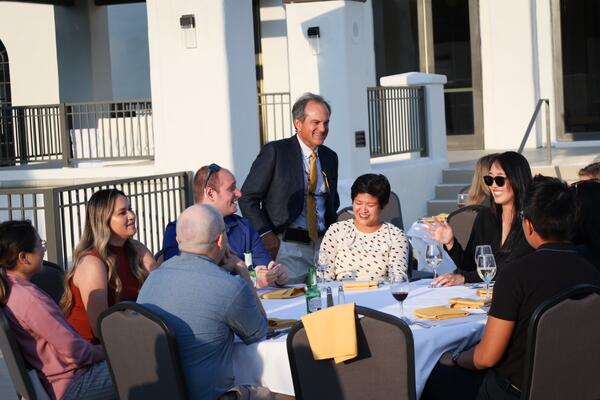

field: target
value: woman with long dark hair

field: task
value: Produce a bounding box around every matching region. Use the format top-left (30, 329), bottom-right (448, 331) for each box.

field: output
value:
top-left (428, 151), bottom-right (534, 285)
top-left (0, 220), bottom-right (115, 399)
top-left (60, 189), bottom-right (156, 343)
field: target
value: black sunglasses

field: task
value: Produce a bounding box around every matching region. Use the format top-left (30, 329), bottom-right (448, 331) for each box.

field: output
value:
top-left (483, 175), bottom-right (507, 187)
top-left (203, 163), bottom-right (222, 191)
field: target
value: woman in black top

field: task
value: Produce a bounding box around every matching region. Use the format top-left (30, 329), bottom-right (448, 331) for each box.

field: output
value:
top-left (428, 151), bottom-right (534, 285)
top-left (573, 179), bottom-right (600, 269)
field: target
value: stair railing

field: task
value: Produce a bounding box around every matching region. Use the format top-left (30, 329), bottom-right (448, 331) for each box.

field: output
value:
top-left (517, 98), bottom-right (551, 164)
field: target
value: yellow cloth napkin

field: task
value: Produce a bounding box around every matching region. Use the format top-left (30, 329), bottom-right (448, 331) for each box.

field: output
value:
top-left (343, 281), bottom-right (378, 291)
top-left (448, 297), bottom-right (491, 309)
top-left (414, 306), bottom-right (470, 320)
top-left (260, 287), bottom-right (306, 299)
top-left (268, 318), bottom-right (298, 329)
top-left (300, 303), bottom-right (357, 364)
top-left (476, 288), bottom-right (493, 298)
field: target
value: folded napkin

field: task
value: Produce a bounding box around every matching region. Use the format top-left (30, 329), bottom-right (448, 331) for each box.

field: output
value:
top-left (260, 287), bottom-right (306, 299)
top-left (414, 306), bottom-right (470, 320)
top-left (268, 318), bottom-right (298, 329)
top-left (476, 288), bottom-right (493, 298)
top-left (301, 303), bottom-right (357, 364)
top-left (343, 281), bottom-right (378, 291)
top-left (448, 297), bottom-right (491, 309)
top-left (421, 213), bottom-right (449, 223)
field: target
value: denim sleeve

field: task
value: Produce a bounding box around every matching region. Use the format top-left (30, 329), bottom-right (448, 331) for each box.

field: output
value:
top-left (162, 221), bottom-right (180, 261)
top-left (225, 283), bottom-right (267, 344)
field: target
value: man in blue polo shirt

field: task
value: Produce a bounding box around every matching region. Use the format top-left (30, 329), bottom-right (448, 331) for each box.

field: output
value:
top-left (162, 164), bottom-right (288, 287)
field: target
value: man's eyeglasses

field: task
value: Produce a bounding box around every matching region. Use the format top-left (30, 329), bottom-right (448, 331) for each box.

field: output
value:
top-left (203, 163), bottom-right (222, 191)
top-left (483, 175), bottom-right (507, 187)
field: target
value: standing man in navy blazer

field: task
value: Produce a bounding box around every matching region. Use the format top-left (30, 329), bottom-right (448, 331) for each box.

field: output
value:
top-left (240, 93), bottom-right (340, 283)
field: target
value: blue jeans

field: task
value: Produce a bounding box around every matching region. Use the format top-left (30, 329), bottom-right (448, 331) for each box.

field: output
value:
top-left (62, 361), bottom-right (116, 400)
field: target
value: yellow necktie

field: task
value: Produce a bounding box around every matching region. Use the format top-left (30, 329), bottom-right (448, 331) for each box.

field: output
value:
top-left (307, 151), bottom-right (318, 242)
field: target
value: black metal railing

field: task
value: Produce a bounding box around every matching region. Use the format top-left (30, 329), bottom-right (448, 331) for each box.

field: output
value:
top-left (0, 172), bottom-right (191, 268)
top-left (367, 86), bottom-right (427, 158)
top-left (258, 92), bottom-right (293, 145)
top-left (0, 104), bottom-right (62, 166)
top-left (0, 99), bottom-right (154, 167)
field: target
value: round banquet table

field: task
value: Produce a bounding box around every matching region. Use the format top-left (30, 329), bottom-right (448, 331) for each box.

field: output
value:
top-left (232, 279), bottom-right (487, 398)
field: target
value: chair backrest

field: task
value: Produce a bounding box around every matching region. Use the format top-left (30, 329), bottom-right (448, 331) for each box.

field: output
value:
top-left (153, 249), bottom-right (165, 266)
top-left (287, 305), bottom-right (416, 400)
top-left (336, 206), bottom-right (353, 222)
top-left (380, 191), bottom-right (404, 230)
top-left (0, 308), bottom-right (38, 400)
top-left (30, 261), bottom-right (65, 305)
top-left (447, 205), bottom-right (484, 249)
top-left (98, 302), bottom-right (187, 400)
top-left (522, 284), bottom-right (600, 400)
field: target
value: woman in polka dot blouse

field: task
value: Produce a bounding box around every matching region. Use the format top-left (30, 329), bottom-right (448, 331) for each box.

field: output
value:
top-left (319, 174), bottom-right (409, 281)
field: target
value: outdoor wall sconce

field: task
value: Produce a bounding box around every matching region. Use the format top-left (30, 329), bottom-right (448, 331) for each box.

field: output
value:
top-left (180, 14), bottom-right (197, 49)
top-left (307, 26), bottom-right (320, 55)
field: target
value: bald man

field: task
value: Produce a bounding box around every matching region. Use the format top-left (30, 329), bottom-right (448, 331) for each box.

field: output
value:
top-left (138, 204), bottom-right (271, 400)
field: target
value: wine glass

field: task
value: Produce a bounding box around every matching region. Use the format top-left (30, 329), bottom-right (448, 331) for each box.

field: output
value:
top-left (476, 254), bottom-right (497, 300)
top-left (474, 245), bottom-right (493, 266)
top-left (425, 242), bottom-right (443, 282)
top-left (457, 193), bottom-right (468, 208)
top-left (389, 273), bottom-right (410, 317)
top-left (313, 250), bottom-right (328, 294)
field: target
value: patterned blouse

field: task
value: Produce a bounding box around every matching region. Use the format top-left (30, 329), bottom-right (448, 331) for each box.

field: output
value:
top-left (318, 219), bottom-right (409, 281)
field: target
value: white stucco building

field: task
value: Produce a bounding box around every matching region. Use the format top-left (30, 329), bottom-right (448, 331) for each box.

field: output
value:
top-left (1, 0), bottom-right (598, 228)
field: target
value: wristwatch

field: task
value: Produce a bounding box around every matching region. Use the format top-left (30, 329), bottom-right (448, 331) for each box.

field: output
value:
top-left (451, 349), bottom-right (461, 367)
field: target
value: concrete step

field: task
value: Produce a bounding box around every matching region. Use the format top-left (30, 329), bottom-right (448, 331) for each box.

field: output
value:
top-left (435, 183), bottom-right (469, 200)
top-left (427, 199), bottom-right (459, 216)
top-left (442, 168), bottom-right (473, 184)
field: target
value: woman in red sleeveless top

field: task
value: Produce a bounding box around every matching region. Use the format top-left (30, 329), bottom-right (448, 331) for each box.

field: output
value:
top-left (60, 189), bottom-right (157, 343)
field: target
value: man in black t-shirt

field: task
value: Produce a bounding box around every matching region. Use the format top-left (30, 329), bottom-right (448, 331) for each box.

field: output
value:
top-left (424, 176), bottom-right (600, 400)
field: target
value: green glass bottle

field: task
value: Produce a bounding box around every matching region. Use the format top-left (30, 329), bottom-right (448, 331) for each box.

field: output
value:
top-left (305, 266), bottom-right (322, 313)
top-left (244, 252), bottom-right (256, 287)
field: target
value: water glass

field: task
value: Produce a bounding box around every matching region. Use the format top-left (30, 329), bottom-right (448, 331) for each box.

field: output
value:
top-left (476, 253), bottom-right (497, 300)
top-left (425, 243), bottom-right (443, 281)
top-left (313, 251), bottom-right (328, 293)
top-left (474, 245), bottom-right (493, 266)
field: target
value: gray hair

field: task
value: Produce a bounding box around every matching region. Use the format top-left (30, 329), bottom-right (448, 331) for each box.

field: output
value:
top-left (176, 204), bottom-right (225, 255)
top-left (291, 92), bottom-right (331, 122)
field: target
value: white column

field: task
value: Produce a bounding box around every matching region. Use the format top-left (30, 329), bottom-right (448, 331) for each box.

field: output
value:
top-left (146, 0), bottom-right (260, 178)
top-left (380, 72), bottom-right (448, 161)
top-left (285, 0), bottom-right (375, 181)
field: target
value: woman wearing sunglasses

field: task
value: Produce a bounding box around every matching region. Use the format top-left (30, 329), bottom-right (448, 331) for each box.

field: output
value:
top-left (428, 151), bottom-right (534, 286)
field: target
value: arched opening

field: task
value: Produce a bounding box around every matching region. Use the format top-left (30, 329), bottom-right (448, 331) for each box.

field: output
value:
top-left (0, 39), bottom-right (15, 164)
top-left (0, 39), bottom-right (10, 107)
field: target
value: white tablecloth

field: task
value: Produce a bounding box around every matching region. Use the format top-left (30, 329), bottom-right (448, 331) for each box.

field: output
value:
top-left (233, 280), bottom-right (486, 398)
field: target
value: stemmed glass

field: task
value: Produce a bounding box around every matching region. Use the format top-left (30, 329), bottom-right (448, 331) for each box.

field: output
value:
top-left (314, 250), bottom-right (328, 294)
top-left (474, 245), bottom-right (493, 266)
top-left (389, 273), bottom-right (410, 317)
top-left (425, 242), bottom-right (443, 283)
top-left (457, 193), bottom-right (468, 208)
top-left (476, 254), bottom-right (497, 301)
